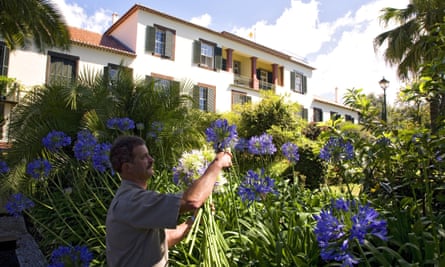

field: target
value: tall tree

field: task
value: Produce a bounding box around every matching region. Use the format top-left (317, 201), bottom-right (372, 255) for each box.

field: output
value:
top-left (374, 0), bottom-right (445, 133)
top-left (0, 0), bottom-right (70, 52)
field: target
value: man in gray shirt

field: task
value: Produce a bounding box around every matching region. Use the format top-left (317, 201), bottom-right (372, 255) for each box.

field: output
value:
top-left (106, 135), bottom-right (232, 266)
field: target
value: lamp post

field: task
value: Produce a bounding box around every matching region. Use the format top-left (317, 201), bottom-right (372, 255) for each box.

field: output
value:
top-left (379, 77), bottom-right (389, 122)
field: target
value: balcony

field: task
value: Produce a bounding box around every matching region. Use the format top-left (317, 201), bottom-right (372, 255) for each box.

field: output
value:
top-left (233, 74), bottom-right (251, 88)
top-left (233, 74), bottom-right (275, 91)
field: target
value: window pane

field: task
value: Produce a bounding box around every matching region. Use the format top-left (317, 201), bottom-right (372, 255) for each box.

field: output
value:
top-left (200, 43), bottom-right (214, 68)
top-left (199, 87), bottom-right (208, 111)
top-left (155, 28), bottom-right (166, 55)
top-left (295, 73), bottom-right (302, 93)
top-left (49, 56), bottom-right (76, 85)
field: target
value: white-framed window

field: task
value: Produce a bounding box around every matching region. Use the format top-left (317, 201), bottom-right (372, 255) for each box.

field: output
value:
top-left (257, 69), bottom-right (273, 90)
top-left (313, 107), bottom-right (323, 122)
top-left (104, 63), bottom-right (133, 87)
top-left (233, 60), bottom-right (241, 75)
top-left (47, 51), bottom-right (78, 85)
top-left (291, 71), bottom-right (307, 94)
top-left (193, 40), bottom-right (222, 70)
top-left (145, 25), bottom-right (175, 59)
top-left (232, 90), bottom-right (251, 107)
top-left (193, 85), bottom-right (215, 112)
top-left (200, 42), bottom-right (214, 68)
top-left (154, 28), bottom-right (166, 55)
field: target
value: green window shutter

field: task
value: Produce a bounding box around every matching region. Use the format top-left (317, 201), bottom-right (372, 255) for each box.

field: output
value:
top-left (193, 40), bottom-right (201, 65)
top-left (290, 71), bottom-right (295, 90)
top-left (165, 30), bottom-right (174, 58)
top-left (246, 96), bottom-right (252, 103)
top-left (145, 26), bottom-right (155, 53)
top-left (207, 88), bottom-right (215, 112)
top-left (123, 67), bottom-right (133, 82)
top-left (267, 71), bottom-right (273, 83)
top-left (172, 80), bottom-right (180, 89)
top-left (302, 75), bottom-right (307, 94)
top-left (192, 85), bottom-right (200, 109)
top-left (0, 43), bottom-right (9, 76)
top-left (145, 75), bottom-right (153, 85)
top-left (302, 108), bottom-right (308, 120)
top-left (103, 66), bottom-right (110, 87)
top-left (214, 46), bottom-right (222, 70)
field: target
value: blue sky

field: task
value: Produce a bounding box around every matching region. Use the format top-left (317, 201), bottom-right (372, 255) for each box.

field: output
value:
top-left (52, 0), bottom-right (410, 104)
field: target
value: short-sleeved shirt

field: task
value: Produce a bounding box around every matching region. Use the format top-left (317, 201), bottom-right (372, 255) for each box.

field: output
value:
top-left (106, 179), bottom-right (182, 267)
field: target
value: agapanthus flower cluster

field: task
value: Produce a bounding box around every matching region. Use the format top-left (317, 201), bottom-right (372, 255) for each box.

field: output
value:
top-left (281, 142), bottom-right (300, 163)
top-left (42, 130), bottom-right (72, 152)
top-left (92, 143), bottom-right (112, 173)
top-left (5, 193), bottom-right (35, 217)
top-left (73, 130), bottom-right (98, 161)
top-left (313, 198), bottom-right (387, 266)
top-left (106, 117), bottom-right (135, 131)
top-left (48, 245), bottom-right (93, 267)
top-left (234, 137), bottom-right (248, 152)
top-left (26, 158), bottom-right (52, 179)
top-left (375, 137), bottom-right (391, 146)
top-left (319, 136), bottom-right (354, 162)
top-left (147, 121), bottom-right (164, 139)
top-left (205, 119), bottom-right (238, 151)
top-left (172, 146), bottom-right (227, 192)
top-left (238, 168), bottom-right (278, 205)
top-left (248, 133), bottom-right (277, 155)
top-left (0, 160), bottom-right (9, 174)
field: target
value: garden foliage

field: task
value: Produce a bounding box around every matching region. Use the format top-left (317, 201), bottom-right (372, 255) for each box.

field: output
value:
top-left (1, 71), bottom-right (444, 266)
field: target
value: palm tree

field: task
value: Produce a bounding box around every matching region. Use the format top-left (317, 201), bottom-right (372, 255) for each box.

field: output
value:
top-left (373, 0), bottom-right (445, 133)
top-left (0, 0), bottom-right (70, 52)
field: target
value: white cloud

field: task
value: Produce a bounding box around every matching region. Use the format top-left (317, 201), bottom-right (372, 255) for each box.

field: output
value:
top-left (190, 13), bottom-right (212, 28)
top-left (51, 0), bottom-right (111, 33)
top-left (232, 0), bottom-right (410, 105)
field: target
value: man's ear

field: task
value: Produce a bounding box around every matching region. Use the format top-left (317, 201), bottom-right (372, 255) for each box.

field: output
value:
top-left (122, 162), bottom-right (132, 173)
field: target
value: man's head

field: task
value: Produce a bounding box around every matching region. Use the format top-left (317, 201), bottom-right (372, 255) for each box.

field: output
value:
top-left (109, 136), bottom-right (152, 176)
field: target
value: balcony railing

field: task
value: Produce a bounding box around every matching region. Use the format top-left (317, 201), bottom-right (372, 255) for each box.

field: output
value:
top-left (233, 75), bottom-right (275, 91)
top-left (233, 74), bottom-right (251, 88)
top-left (259, 81), bottom-right (275, 91)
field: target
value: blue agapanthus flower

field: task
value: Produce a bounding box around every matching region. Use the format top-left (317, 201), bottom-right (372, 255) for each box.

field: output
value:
top-left (106, 117), bottom-right (135, 131)
top-left (5, 193), bottom-right (35, 217)
top-left (375, 137), bottom-right (391, 146)
top-left (234, 137), bottom-right (248, 152)
top-left (281, 142), bottom-right (300, 163)
top-left (238, 169), bottom-right (278, 205)
top-left (205, 119), bottom-right (238, 151)
top-left (26, 159), bottom-right (52, 179)
top-left (0, 160), bottom-right (10, 174)
top-left (42, 130), bottom-right (72, 152)
top-left (73, 130), bottom-right (98, 161)
top-left (248, 133), bottom-right (277, 155)
top-left (319, 136), bottom-right (354, 162)
top-left (147, 121), bottom-right (164, 139)
top-left (48, 245), bottom-right (93, 267)
top-left (313, 198), bottom-right (387, 266)
top-left (92, 143), bottom-right (112, 173)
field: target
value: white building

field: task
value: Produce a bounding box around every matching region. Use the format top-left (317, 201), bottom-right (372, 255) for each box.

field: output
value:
top-left (0, 4), bottom-right (358, 143)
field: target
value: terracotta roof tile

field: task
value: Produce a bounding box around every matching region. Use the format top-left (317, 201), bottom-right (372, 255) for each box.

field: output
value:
top-left (68, 26), bottom-right (135, 57)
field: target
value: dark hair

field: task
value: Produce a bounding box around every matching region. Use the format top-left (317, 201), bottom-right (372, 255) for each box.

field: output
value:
top-left (109, 135), bottom-right (146, 173)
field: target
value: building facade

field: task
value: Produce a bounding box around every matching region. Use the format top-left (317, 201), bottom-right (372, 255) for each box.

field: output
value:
top-left (0, 4), bottom-right (358, 142)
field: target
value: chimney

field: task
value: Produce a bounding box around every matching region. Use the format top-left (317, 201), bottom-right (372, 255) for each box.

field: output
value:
top-left (112, 13), bottom-right (119, 24)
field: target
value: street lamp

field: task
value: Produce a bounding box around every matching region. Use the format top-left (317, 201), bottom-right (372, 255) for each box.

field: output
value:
top-left (379, 77), bottom-right (389, 122)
